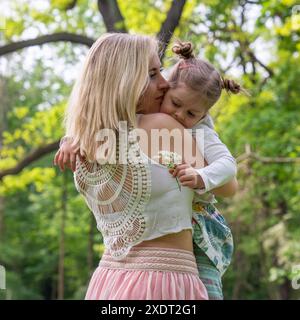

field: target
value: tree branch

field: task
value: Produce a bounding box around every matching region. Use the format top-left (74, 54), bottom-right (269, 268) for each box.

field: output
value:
top-left (246, 50), bottom-right (274, 78)
top-left (0, 140), bottom-right (59, 181)
top-left (237, 144), bottom-right (300, 164)
top-left (97, 0), bottom-right (127, 33)
top-left (244, 0), bottom-right (263, 4)
top-left (157, 0), bottom-right (187, 60)
top-left (64, 0), bottom-right (77, 10)
top-left (0, 32), bottom-right (95, 56)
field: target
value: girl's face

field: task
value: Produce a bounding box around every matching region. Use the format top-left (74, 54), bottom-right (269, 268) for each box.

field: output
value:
top-left (160, 82), bottom-right (207, 128)
top-left (138, 54), bottom-right (170, 114)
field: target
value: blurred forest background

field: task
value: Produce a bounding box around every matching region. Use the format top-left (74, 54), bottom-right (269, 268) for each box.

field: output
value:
top-left (0, 0), bottom-right (299, 300)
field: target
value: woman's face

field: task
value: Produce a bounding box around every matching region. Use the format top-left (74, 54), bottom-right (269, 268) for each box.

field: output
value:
top-left (138, 54), bottom-right (170, 114)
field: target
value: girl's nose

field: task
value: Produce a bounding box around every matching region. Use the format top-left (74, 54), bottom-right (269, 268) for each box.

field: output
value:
top-left (175, 111), bottom-right (184, 120)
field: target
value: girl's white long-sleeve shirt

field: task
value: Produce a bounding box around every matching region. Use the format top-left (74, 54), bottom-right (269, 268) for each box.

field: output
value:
top-left (191, 114), bottom-right (237, 203)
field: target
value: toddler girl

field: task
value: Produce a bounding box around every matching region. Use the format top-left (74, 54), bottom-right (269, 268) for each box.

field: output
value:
top-left (160, 41), bottom-right (245, 299)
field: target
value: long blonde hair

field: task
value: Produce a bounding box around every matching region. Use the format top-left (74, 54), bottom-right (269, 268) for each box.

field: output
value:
top-left (65, 33), bottom-right (158, 161)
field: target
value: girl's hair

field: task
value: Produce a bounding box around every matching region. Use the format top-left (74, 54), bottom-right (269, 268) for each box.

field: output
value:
top-left (65, 33), bottom-right (158, 161)
top-left (170, 40), bottom-right (245, 110)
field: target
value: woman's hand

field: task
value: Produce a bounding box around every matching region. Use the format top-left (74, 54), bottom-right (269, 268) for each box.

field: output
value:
top-left (53, 137), bottom-right (79, 172)
top-left (169, 163), bottom-right (205, 189)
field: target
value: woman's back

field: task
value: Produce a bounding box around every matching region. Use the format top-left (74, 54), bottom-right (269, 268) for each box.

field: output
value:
top-left (74, 113), bottom-right (201, 259)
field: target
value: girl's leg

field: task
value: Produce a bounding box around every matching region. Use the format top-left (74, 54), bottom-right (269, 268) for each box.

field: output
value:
top-left (193, 243), bottom-right (224, 300)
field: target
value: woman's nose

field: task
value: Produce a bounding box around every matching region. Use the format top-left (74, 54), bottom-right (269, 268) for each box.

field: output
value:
top-left (158, 75), bottom-right (170, 90)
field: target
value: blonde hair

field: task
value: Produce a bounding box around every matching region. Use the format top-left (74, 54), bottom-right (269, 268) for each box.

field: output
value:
top-left (170, 40), bottom-right (246, 110)
top-left (65, 33), bottom-right (158, 161)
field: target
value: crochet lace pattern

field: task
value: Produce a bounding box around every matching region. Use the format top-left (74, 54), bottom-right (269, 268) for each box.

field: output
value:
top-left (74, 127), bottom-right (152, 260)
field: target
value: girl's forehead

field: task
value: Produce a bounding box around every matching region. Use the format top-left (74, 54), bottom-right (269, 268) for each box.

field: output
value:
top-left (170, 83), bottom-right (206, 110)
top-left (171, 83), bottom-right (200, 99)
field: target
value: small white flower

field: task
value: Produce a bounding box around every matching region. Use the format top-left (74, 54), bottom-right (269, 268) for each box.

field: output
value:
top-left (158, 151), bottom-right (182, 167)
top-left (156, 151), bottom-right (182, 191)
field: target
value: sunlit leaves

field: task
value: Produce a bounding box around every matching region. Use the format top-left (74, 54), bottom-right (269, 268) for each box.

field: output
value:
top-left (118, 0), bottom-right (170, 34)
top-left (0, 167), bottom-right (56, 195)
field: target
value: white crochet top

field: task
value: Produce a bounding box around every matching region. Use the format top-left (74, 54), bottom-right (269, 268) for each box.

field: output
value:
top-left (74, 118), bottom-right (194, 260)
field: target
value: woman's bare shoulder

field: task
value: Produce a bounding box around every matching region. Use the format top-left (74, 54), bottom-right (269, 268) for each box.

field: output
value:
top-left (138, 113), bottom-right (185, 130)
top-left (137, 113), bottom-right (204, 167)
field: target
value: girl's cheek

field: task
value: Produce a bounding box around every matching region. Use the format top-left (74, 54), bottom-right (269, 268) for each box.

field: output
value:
top-left (162, 107), bottom-right (171, 115)
top-left (159, 102), bottom-right (167, 113)
top-left (163, 102), bottom-right (173, 112)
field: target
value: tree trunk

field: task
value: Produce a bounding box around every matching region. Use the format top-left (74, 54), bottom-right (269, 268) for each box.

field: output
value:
top-left (57, 171), bottom-right (67, 299)
top-left (0, 76), bottom-right (8, 240)
top-left (279, 278), bottom-right (291, 300)
top-left (97, 0), bottom-right (127, 33)
top-left (0, 197), bottom-right (4, 241)
top-left (157, 0), bottom-right (187, 60)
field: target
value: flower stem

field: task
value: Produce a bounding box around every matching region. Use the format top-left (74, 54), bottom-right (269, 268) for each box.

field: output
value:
top-left (175, 177), bottom-right (181, 191)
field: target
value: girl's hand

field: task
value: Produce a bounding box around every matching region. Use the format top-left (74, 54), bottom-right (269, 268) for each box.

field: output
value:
top-left (169, 163), bottom-right (205, 189)
top-left (53, 138), bottom-right (79, 172)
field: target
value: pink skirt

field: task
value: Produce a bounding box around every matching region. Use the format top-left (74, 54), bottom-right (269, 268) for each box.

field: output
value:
top-left (85, 246), bottom-right (208, 300)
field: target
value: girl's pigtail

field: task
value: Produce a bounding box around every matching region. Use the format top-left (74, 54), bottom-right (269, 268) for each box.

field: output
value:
top-left (221, 77), bottom-right (251, 96)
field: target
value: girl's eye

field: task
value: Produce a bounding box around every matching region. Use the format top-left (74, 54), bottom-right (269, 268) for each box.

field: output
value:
top-left (172, 100), bottom-right (180, 107)
top-left (188, 111), bottom-right (195, 117)
top-left (160, 67), bottom-right (164, 72)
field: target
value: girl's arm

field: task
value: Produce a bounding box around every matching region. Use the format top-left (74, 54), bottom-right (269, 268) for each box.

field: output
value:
top-left (170, 118), bottom-right (238, 197)
top-left (210, 177), bottom-right (238, 197)
top-left (193, 124), bottom-right (237, 194)
top-left (53, 137), bottom-right (79, 172)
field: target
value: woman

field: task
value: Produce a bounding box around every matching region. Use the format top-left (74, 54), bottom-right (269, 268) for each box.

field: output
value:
top-left (54, 33), bottom-right (236, 300)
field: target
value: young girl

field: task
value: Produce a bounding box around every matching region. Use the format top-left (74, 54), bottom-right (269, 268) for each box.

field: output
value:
top-left (161, 41), bottom-right (245, 299)
top-left (55, 40), bottom-right (242, 300)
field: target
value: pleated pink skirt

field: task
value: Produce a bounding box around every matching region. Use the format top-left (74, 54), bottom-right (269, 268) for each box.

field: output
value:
top-left (85, 246), bottom-right (208, 300)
